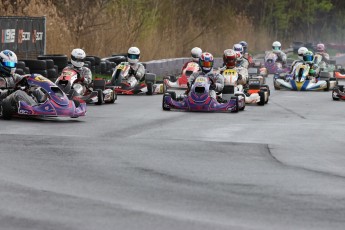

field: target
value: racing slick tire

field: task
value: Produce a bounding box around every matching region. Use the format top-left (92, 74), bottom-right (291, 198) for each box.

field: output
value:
top-left (146, 82), bottom-right (153, 95)
top-left (162, 93), bottom-right (171, 111)
top-left (95, 89), bottom-right (103, 105)
top-left (324, 80), bottom-right (330, 91)
top-left (1, 98), bottom-right (15, 120)
top-left (166, 91), bottom-right (176, 100)
top-left (257, 90), bottom-right (265, 106)
top-left (105, 91), bottom-right (116, 104)
top-left (262, 84), bottom-right (270, 96)
top-left (231, 96), bottom-right (239, 113)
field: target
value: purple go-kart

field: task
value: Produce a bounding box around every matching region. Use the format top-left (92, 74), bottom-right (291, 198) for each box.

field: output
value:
top-left (162, 75), bottom-right (245, 112)
top-left (0, 74), bottom-right (86, 120)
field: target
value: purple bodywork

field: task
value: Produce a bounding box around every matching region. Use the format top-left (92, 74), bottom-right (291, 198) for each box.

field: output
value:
top-left (162, 76), bottom-right (245, 112)
top-left (16, 74), bottom-right (86, 118)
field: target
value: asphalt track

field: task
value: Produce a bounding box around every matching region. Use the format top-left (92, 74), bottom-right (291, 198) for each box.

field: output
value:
top-left (0, 75), bottom-right (345, 230)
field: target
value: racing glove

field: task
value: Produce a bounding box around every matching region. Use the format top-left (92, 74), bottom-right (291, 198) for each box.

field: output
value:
top-left (237, 74), bottom-right (242, 81)
top-left (128, 67), bottom-right (135, 76)
top-left (209, 82), bottom-right (216, 91)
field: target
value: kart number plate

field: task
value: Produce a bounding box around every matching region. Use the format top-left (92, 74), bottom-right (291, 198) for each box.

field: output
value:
top-left (223, 69), bottom-right (237, 75)
top-left (195, 77), bottom-right (206, 82)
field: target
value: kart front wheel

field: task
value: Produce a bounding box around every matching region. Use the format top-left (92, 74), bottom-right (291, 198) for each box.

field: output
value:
top-left (162, 94), bottom-right (170, 111)
top-left (146, 82), bottom-right (153, 95)
top-left (105, 91), bottom-right (116, 104)
top-left (95, 89), bottom-right (103, 105)
top-left (1, 98), bottom-right (15, 120)
top-left (257, 91), bottom-right (265, 106)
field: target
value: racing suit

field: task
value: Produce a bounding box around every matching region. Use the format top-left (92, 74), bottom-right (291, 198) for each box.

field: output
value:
top-left (0, 73), bottom-right (46, 106)
top-left (181, 60), bottom-right (199, 71)
top-left (219, 66), bottom-right (248, 86)
top-left (126, 62), bottom-right (146, 87)
top-left (274, 50), bottom-right (287, 64)
top-left (236, 58), bottom-right (250, 69)
top-left (315, 52), bottom-right (330, 64)
top-left (188, 69), bottom-right (224, 100)
top-left (62, 65), bottom-right (92, 86)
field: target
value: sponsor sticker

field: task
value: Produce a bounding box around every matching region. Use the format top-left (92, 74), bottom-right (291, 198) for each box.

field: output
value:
top-left (2, 29), bottom-right (15, 43)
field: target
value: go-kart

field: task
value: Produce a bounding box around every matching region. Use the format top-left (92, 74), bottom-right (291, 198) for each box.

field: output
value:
top-left (274, 64), bottom-right (338, 91)
top-left (0, 74), bottom-right (86, 120)
top-left (222, 69), bottom-right (268, 105)
top-left (109, 62), bottom-right (165, 95)
top-left (162, 75), bottom-right (245, 112)
top-left (264, 52), bottom-right (289, 74)
top-left (249, 58), bottom-right (268, 78)
top-left (56, 69), bottom-right (117, 105)
top-left (333, 68), bottom-right (345, 79)
top-left (164, 62), bottom-right (199, 89)
top-left (332, 85), bottom-right (345, 101)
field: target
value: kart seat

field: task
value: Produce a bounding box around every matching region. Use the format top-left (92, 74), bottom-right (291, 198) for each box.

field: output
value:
top-left (93, 79), bottom-right (106, 90)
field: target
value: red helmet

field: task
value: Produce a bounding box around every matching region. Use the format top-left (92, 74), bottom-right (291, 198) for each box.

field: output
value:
top-left (199, 52), bottom-right (214, 73)
top-left (223, 49), bottom-right (237, 68)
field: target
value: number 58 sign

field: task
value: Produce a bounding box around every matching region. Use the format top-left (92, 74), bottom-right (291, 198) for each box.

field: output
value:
top-left (2, 29), bottom-right (15, 43)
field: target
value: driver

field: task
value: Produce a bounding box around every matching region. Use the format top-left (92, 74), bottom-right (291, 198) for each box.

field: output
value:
top-left (125, 46), bottom-right (146, 87)
top-left (62, 48), bottom-right (92, 89)
top-left (272, 41), bottom-right (287, 65)
top-left (188, 52), bottom-right (225, 102)
top-left (303, 51), bottom-right (318, 81)
top-left (181, 47), bottom-right (202, 70)
top-left (220, 49), bottom-right (248, 86)
top-left (0, 50), bottom-right (45, 106)
top-left (315, 43), bottom-right (330, 64)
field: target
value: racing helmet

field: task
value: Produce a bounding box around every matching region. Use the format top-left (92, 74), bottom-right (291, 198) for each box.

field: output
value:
top-left (223, 49), bottom-right (237, 68)
top-left (272, 41), bottom-right (281, 53)
top-left (71, 48), bottom-right (86, 68)
top-left (303, 51), bottom-right (314, 64)
top-left (128, 46), bottom-right (140, 65)
top-left (199, 52), bottom-right (214, 73)
top-left (191, 47), bottom-right (202, 62)
top-left (239, 41), bottom-right (248, 54)
top-left (233, 43), bottom-right (244, 55)
top-left (235, 51), bottom-right (243, 61)
top-left (0, 50), bottom-right (17, 77)
top-left (316, 43), bottom-right (325, 52)
top-left (297, 47), bottom-right (308, 60)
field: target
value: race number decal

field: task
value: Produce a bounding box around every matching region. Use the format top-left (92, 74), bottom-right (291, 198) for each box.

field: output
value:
top-left (223, 69), bottom-right (237, 75)
top-left (34, 76), bottom-right (49, 82)
top-left (63, 71), bottom-right (75, 76)
top-left (195, 77), bottom-right (206, 82)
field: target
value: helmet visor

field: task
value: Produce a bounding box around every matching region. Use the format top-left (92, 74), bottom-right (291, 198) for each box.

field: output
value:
top-left (225, 57), bottom-right (236, 67)
top-left (128, 54), bottom-right (140, 60)
top-left (192, 53), bottom-right (199, 58)
top-left (200, 60), bottom-right (213, 68)
top-left (304, 55), bottom-right (313, 62)
top-left (272, 46), bottom-right (280, 51)
top-left (71, 56), bottom-right (85, 62)
top-left (2, 61), bottom-right (16, 68)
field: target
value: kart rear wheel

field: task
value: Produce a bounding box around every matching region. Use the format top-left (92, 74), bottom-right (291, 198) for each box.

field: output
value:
top-left (262, 84), bottom-right (270, 96)
top-left (1, 98), bottom-right (15, 120)
top-left (324, 80), bottom-right (330, 91)
top-left (166, 91), bottom-right (176, 100)
top-left (257, 91), bottom-right (265, 106)
top-left (146, 82), bottom-right (153, 95)
top-left (95, 89), bottom-right (103, 105)
top-left (162, 94), bottom-right (170, 111)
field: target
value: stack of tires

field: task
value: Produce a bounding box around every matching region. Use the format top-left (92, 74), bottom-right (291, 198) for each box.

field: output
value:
top-left (21, 59), bottom-right (59, 82)
top-left (100, 54), bottom-right (127, 75)
top-left (15, 61), bottom-right (30, 75)
top-left (37, 54), bottom-right (68, 75)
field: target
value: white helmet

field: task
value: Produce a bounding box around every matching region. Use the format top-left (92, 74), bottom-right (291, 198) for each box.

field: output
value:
top-left (191, 47), bottom-right (202, 62)
top-left (272, 41), bottom-right (281, 53)
top-left (297, 47), bottom-right (308, 60)
top-left (233, 43), bottom-right (244, 55)
top-left (71, 48), bottom-right (86, 68)
top-left (128, 47), bottom-right (140, 65)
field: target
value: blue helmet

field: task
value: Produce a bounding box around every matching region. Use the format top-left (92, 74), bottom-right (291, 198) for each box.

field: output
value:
top-left (239, 41), bottom-right (248, 54)
top-left (0, 50), bottom-right (17, 76)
